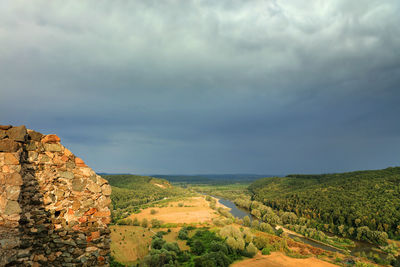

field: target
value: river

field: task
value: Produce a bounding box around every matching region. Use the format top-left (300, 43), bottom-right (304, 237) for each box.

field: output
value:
top-left (216, 196), bottom-right (387, 257)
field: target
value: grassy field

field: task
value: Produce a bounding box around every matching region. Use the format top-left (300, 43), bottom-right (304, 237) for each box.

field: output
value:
top-left (129, 196), bottom-right (224, 225)
top-left (110, 225), bottom-right (153, 266)
top-left (111, 225), bottom-right (193, 265)
top-left (163, 229), bottom-right (190, 251)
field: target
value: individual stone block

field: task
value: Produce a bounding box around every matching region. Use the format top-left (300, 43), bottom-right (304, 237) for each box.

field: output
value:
top-left (4, 200), bottom-right (21, 215)
top-left (8, 172), bottom-right (23, 186)
top-left (41, 134), bottom-right (60, 143)
top-left (87, 183), bottom-right (101, 193)
top-left (28, 151), bottom-right (38, 162)
top-left (0, 125), bottom-right (12, 130)
top-left (4, 153), bottom-right (19, 165)
top-left (101, 184), bottom-right (111, 196)
top-left (44, 143), bottom-right (62, 152)
top-left (72, 178), bottom-right (87, 192)
top-left (5, 186), bottom-right (20, 201)
top-left (0, 140), bottom-right (20, 152)
top-left (0, 194), bottom-right (7, 212)
top-left (27, 129), bottom-right (43, 141)
top-left (75, 157), bottom-right (87, 167)
top-left (25, 141), bottom-right (37, 151)
top-left (60, 171), bottom-right (74, 179)
top-left (6, 125), bottom-right (27, 142)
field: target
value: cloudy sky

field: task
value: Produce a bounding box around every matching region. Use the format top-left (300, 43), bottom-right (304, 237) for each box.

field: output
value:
top-left (1, 0), bottom-right (399, 175)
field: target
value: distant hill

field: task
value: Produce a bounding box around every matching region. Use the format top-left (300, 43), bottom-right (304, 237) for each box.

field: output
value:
top-left (152, 174), bottom-right (281, 184)
top-left (97, 172), bottom-right (132, 176)
top-left (249, 167), bottom-right (400, 239)
top-left (102, 174), bottom-right (183, 212)
top-left (104, 174), bottom-right (171, 189)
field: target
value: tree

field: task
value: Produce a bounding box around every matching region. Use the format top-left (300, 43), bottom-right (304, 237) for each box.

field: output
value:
top-left (338, 225), bottom-right (345, 235)
top-left (142, 218), bottom-right (148, 227)
top-left (243, 216), bottom-right (251, 227)
top-left (151, 218), bottom-right (162, 228)
top-left (162, 242), bottom-right (180, 254)
top-left (178, 228), bottom-right (188, 240)
top-left (191, 240), bottom-right (205, 255)
top-left (151, 238), bottom-right (166, 249)
top-left (245, 243), bottom-right (258, 257)
top-left (226, 236), bottom-right (245, 251)
top-left (210, 241), bottom-right (228, 255)
top-left (251, 220), bottom-right (259, 229)
top-left (259, 222), bottom-right (274, 234)
top-left (243, 228), bottom-right (253, 243)
top-left (253, 236), bottom-right (269, 250)
top-left (251, 209), bottom-right (261, 219)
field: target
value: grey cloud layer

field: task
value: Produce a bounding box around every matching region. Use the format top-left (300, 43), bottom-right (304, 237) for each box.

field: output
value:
top-left (1, 0), bottom-right (399, 174)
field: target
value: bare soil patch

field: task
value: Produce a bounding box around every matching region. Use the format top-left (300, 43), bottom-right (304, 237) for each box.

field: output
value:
top-left (153, 183), bottom-right (166, 188)
top-left (232, 252), bottom-right (337, 267)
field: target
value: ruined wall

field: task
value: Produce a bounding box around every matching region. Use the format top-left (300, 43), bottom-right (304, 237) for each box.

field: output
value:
top-left (0, 125), bottom-right (111, 266)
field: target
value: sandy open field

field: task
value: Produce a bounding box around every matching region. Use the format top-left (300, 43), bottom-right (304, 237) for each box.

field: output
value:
top-left (232, 252), bottom-right (337, 267)
top-left (129, 196), bottom-right (225, 224)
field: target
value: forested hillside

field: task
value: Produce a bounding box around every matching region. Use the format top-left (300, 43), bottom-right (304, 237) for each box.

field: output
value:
top-left (248, 167), bottom-right (400, 240)
top-left (102, 174), bottom-right (184, 211)
top-left (153, 174), bottom-right (273, 184)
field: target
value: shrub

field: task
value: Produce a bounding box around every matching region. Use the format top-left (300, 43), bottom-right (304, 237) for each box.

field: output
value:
top-left (262, 247), bottom-right (271, 255)
top-left (150, 209), bottom-right (157, 215)
top-left (178, 228), bottom-right (189, 240)
top-left (151, 238), bottom-right (166, 249)
top-left (141, 218), bottom-right (149, 227)
top-left (151, 218), bottom-right (162, 228)
top-left (259, 222), bottom-right (274, 234)
top-left (132, 217), bottom-right (140, 226)
top-left (243, 216), bottom-right (251, 227)
top-left (110, 256), bottom-right (125, 267)
top-left (253, 236), bottom-right (269, 250)
top-left (245, 243), bottom-right (258, 257)
top-left (154, 231), bottom-right (168, 239)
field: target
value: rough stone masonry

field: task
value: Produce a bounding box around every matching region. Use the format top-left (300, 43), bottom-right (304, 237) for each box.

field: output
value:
top-left (0, 125), bottom-right (111, 266)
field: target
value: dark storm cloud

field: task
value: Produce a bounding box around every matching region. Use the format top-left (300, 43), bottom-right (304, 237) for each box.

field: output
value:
top-left (1, 0), bottom-right (399, 174)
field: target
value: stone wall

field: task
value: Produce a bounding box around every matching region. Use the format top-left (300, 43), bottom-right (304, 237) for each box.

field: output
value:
top-left (0, 125), bottom-right (111, 266)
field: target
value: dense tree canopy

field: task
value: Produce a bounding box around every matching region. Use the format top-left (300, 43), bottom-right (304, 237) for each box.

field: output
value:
top-left (248, 167), bottom-right (400, 241)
